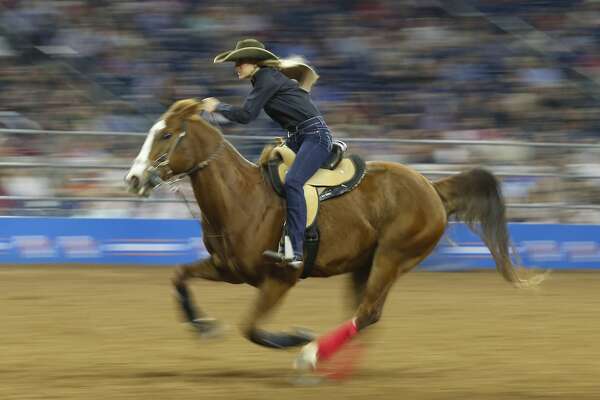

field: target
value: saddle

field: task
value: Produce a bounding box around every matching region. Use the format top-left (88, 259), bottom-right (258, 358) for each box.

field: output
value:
top-left (266, 141), bottom-right (366, 227)
top-left (264, 141), bottom-right (366, 278)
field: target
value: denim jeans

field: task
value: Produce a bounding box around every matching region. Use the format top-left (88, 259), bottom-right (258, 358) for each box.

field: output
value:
top-left (284, 116), bottom-right (333, 257)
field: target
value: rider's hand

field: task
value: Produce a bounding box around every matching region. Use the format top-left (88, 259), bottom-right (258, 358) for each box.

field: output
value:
top-left (202, 97), bottom-right (221, 113)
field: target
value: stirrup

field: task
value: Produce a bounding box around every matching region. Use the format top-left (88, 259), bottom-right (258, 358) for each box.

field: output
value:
top-left (263, 235), bottom-right (303, 269)
top-left (263, 250), bottom-right (304, 269)
top-left (287, 255), bottom-right (303, 269)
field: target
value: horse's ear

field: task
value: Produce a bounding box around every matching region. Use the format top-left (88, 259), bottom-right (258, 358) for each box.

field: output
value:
top-left (165, 98), bottom-right (203, 124)
top-left (177, 98), bottom-right (203, 119)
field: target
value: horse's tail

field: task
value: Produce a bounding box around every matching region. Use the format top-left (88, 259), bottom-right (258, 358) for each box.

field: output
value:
top-left (433, 168), bottom-right (545, 288)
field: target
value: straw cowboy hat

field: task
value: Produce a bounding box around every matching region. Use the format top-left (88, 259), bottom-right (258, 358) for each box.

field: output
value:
top-left (213, 39), bottom-right (279, 63)
top-left (214, 39), bottom-right (320, 92)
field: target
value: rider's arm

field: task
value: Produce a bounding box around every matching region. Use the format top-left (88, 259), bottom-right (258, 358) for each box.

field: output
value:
top-left (216, 69), bottom-right (282, 124)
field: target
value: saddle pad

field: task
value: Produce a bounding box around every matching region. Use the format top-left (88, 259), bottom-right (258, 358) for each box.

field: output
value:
top-left (304, 185), bottom-right (319, 228)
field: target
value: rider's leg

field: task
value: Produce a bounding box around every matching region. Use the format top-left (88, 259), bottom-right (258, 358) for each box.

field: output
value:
top-left (283, 135), bottom-right (331, 262)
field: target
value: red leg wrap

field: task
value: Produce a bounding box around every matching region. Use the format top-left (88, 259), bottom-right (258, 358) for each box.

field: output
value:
top-left (317, 319), bottom-right (358, 361)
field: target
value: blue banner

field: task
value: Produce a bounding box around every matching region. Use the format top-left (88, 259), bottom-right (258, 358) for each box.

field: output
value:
top-left (0, 218), bottom-right (599, 269)
top-left (0, 218), bottom-right (207, 265)
top-left (421, 222), bottom-right (600, 270)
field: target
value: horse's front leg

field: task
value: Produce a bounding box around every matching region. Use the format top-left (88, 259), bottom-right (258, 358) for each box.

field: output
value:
top-left (241, 274), bottom-right (314, 349)
top-left (172, 256), bottom-right (241, 337)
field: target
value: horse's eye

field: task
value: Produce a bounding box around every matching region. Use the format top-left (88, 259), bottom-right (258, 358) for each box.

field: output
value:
top-left (161, 131), bottom-right (172, 140)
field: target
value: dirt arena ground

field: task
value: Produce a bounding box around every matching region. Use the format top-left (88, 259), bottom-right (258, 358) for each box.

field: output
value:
top-left (1, 266), bottom-right (599, 400)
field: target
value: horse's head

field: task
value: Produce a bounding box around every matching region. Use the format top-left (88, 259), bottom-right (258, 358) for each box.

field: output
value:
top-left (126, 98), bottom-right (209, 196)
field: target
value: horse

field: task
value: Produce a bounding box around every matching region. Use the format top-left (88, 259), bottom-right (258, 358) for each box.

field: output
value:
top-left (125, 98), bottom-right (544, 373)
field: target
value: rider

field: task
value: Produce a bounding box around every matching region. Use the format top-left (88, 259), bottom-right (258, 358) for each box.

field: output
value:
top-left (203, 38), bottom-right (333, 269)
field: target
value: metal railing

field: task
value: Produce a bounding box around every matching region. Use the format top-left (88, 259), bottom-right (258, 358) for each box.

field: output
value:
top-left (0, 128), bottom-right (598, 215)
top-left (3, 127), bottom-right (600, 148)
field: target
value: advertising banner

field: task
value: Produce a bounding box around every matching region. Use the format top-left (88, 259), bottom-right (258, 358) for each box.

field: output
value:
top-left (0, 218), bottom-right (598, 269)
top-left (421, 223), bottom-right (600, 270)
top-left (0, 218), bottom-right (206, 265)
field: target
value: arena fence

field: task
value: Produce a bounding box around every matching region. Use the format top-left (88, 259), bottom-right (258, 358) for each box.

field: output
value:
top-left (0, 128), bottom-right (599, 214)
top-left (1, 128), bottom-right (599, 268)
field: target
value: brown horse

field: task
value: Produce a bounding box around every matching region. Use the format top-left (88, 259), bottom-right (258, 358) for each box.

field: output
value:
top-left (125, 99), bottom-right (543, 372)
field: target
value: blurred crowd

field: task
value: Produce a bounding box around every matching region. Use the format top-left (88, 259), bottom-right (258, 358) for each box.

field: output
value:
top-left (0, 0), bottom-right (600, 221)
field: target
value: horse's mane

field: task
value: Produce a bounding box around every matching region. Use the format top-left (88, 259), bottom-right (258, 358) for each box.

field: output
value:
top-left (161, 98), bottom-right (199, 121)
top-left (163, 98), bottom-right (284, 170)
top-left (162, 99), bottom-right (223, 136)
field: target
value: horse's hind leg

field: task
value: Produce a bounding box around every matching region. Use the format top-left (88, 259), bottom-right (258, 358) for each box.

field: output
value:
top-left (296, 248), bottom-right (429, 371)
top-left (353, 251), bottom-right (421, 330)
top-left (346, 264), bottom-right (372, 313)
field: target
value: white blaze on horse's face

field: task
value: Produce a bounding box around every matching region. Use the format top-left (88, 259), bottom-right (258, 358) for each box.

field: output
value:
top-left (126, 120), bottom-right (165, 197)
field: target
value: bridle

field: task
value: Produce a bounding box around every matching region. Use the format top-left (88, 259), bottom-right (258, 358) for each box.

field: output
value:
top-left (145, 119), bottom-right (226, 228)
top-left (147, 121), bottom-right (225, 188)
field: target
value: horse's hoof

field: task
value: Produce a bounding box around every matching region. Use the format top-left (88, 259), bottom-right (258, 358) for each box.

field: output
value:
top-left (294, 342), bottom-right (318, 371)
top-left (189, 318), bottom-right (224, 338)
top-left (291, 342), bottom-right (322, 386)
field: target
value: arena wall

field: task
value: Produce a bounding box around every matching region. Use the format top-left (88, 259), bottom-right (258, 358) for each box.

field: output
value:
top-left (0, 218), bottom-right (598, 269)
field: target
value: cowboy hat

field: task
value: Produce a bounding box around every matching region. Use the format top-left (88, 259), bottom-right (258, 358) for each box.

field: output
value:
top-left (214, 39), bottom-right (279, 63)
